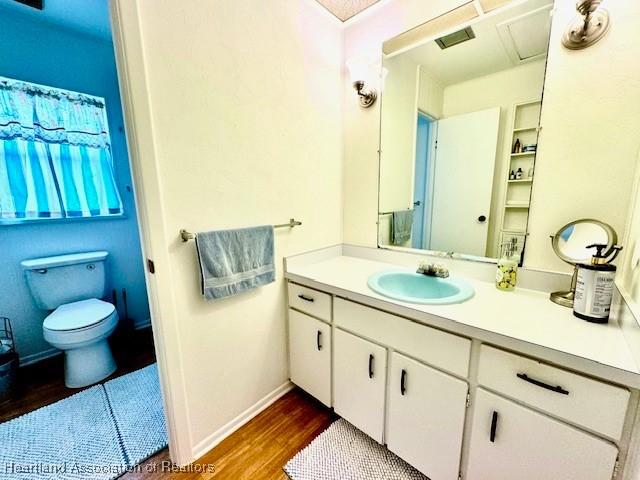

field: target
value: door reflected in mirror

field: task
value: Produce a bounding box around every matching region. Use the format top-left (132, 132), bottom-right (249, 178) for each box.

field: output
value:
top-left (378, 0), bottom-right (554, 263)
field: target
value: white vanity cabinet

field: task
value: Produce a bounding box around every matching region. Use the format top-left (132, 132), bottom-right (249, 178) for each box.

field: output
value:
top-left (387, 352), bottom-right (468, 480)
top-left (286, 280), bottom-right (632, 480)
top-left (288, 309), bottom-right (332, 406)
top-left (466, 389), bottom-right (619, 480)
top-left (333, 328), bottom-right (387, 442)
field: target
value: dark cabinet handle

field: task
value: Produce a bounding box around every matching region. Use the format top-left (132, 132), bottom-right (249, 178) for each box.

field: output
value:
top-left (298, 294), bottom-right (315, 303)
top-left (478, 215), bottom-right (487, 223)
top-left (490, 411), bottom-right (498, 443)
top-left (316, 331), bottom-right (322, 351)
top-left (517, 373), bottom-right (569, 395)
top-left (368, 354), bottom-right (374, 379)
top-left (400, 369), bottom-right (407, 395)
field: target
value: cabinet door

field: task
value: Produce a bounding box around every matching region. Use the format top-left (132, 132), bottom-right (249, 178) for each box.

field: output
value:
top-left (466, 389), bottom-right (618, 480)
top-left (289, 309), bottom-right (331, 406)
top-left (333, 328), bottom-right (387, 442)
top-left (387, 353), bottom-right (468, 480)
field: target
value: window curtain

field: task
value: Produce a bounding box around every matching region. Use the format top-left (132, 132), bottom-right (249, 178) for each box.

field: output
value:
top-left (0, 77), bottom-right (123, 220)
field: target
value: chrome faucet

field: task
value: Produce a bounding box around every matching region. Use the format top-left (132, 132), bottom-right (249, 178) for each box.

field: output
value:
top-left (417, 261), bottom-right (450, 278)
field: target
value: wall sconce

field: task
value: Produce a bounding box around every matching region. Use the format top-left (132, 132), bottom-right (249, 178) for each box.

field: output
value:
top-left (346, 57), bottom-right (378, 109)
top-left (562, 0), bottom-right (610, 50)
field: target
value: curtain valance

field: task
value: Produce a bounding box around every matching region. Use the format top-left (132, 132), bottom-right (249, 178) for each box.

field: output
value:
top-left (0, 77), bottom-right (111, 149)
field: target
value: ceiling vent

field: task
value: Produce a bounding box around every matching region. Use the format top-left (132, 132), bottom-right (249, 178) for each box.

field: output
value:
top-left (435, 27), bottom-right (476, 50)
top-left (13, 0), bottom-right (43, 10)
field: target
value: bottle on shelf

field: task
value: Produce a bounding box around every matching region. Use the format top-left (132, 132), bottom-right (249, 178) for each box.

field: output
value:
top-left (515, 168), bottom-right (523, 180)
top-left (513, 138), bottom-right (521, 154)
top-left (509, 170), bottom-right (516, 180)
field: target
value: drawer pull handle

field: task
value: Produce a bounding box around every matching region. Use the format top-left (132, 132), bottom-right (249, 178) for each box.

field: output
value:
top-left (368, 354), bottom-right (374, 379)
top-left (517, 373), bottom-right (569, 395)
top-left (316, 330), bottom-right (322, 351)
top-left (298, 294), bottom-right (315, 303)
top-left (490, 411), bottom-right (498, 443)
top-left (400, 369), bottom-right (407, 396)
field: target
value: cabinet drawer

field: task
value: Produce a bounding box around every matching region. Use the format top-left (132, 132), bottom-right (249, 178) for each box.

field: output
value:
top-left (289, 310), bottom-right (331, 406)
top-left (334, 298), bottom-right (471, 378)
top-left (478, 345), bottom-right (630, 439)
top-left (288, 283), bottom-right (332, 322)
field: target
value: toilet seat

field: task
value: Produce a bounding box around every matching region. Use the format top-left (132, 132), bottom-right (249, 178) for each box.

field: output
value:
top-left (44, 299), bottom-right (116, 332)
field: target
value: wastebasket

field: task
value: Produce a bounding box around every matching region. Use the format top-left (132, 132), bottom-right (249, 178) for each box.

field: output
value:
top-left (0, 317), bottom-right (17, 404)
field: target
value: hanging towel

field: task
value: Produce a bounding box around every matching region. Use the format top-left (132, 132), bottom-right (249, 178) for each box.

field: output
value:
top-left (195, 225), bottom-right (275, 300)
top-left (391, 210), bottom-right (414, 245)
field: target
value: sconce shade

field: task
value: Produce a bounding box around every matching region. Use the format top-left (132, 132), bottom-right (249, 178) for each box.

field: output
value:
top-left (346, 57), bottom-right (371, 82)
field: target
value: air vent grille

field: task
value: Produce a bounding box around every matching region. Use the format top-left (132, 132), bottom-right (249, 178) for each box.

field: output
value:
top-left (435, 27), bottom-right (476, 50)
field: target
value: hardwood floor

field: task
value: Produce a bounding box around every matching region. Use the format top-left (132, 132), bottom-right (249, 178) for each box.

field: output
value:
top-left (122, 388), bottom-right (335, 480)
top-left (0, 326), bottom-right (156, 423)
top-left (1, 328), bottom-right (334, 480)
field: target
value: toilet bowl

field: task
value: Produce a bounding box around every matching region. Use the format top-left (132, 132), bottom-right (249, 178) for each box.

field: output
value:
top-left (43, 299), bottom-right (119, 388)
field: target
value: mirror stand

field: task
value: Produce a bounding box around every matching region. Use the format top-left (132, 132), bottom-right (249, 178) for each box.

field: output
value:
top-left (550, 265), bottom-right (579, 307)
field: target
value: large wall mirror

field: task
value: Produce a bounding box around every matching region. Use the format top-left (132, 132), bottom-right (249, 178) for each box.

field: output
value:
top-left (378, 0), bottom-right (554, 263)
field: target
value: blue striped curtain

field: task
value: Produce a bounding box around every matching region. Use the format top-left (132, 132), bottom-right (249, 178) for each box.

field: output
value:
top-left (0, 76), bottom-right (123, 220)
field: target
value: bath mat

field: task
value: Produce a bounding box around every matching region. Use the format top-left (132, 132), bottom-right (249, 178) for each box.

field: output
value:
top-left (284, 418), bottom-right (427, 480)
top-left (104, 363), bottom-right (168, 466)
top-left (0, 386), bottom-right (127, 480)
top-left (0, 363), bottom-right (167, 480)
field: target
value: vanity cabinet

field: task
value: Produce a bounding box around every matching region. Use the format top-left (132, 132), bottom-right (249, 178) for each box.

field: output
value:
top-left (333, 328), bottom-right (387, 443)
top-left (387, 352), bottom-right (468, 480)
top-left (466, 389), bottom-right (619, 480)
top-left (286, 281), bottom-right (630, 480)
top-left (288, 309), bottom-right (331, 406)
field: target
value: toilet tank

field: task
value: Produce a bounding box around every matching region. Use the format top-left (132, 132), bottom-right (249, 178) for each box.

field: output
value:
top-left (21, 251), bottom-right (109, 310)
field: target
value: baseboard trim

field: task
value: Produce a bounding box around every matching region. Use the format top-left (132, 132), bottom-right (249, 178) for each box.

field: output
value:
top-left (191, 381), bottom-right (295, 462)
top-left (19, 348), bottom-right (61, 367)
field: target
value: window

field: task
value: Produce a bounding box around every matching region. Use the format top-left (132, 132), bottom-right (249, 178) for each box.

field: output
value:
top-left (0, 76), bottom-right (123, 222)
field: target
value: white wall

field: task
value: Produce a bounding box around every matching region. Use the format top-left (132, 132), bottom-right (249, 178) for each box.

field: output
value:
top-left (343, 0), bottom-right (640, 273)
top-left (112, 0), bottom-right (343, 464)
top-left (418, 66), bottom-right (444, 119)
top-left (379, 53), bottom-right (419, 213)
top-left (525, 0), bottom-right (640, 272)
top-left (442, 60), bottom-right (546, 257)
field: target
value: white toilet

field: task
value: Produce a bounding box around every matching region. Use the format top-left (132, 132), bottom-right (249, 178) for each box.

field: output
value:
top-left (21, 251), bottom-right (119, 388)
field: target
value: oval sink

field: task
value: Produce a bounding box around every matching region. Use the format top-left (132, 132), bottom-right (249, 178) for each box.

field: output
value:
top-left (367, 270), bottom-right (474, 305)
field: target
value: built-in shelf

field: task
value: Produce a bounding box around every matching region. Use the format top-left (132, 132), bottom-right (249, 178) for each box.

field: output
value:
top-left (513, 126), bottom-right (539, 133)
top-left (501, 229), bottom-right (527, 235)
top-left (508, 178), bottom-right (533, 183)
top-left (510, 152), bottom-right (536, 157)
top-left (505, 202), bottom-right (530, 209)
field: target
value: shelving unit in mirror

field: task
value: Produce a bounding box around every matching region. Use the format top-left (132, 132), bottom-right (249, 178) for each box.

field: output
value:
top-left (499, 99), bottom-right (542, 261)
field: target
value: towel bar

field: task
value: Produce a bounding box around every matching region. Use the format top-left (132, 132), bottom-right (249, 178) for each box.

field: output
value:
top-left (180, 218), bottom-right (302, 242)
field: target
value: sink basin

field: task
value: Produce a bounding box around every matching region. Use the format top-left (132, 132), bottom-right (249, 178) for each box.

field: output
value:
top-left (367, 270), bottom-right (475, 305)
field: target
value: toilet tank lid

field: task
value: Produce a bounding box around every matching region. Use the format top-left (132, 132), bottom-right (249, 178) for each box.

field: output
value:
top-left (21, 251), bottom-right (109, 270)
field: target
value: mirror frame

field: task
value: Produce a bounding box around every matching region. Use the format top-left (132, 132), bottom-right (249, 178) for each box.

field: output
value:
top-left (550, 218), bottom-right (617, 265)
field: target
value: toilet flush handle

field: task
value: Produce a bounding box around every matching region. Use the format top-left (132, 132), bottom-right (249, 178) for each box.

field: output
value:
top-left (35, 269), bottom-right (48, 274)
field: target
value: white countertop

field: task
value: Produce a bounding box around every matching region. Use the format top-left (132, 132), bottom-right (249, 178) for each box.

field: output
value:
top-left (285, 249), bottom-right (640, 388)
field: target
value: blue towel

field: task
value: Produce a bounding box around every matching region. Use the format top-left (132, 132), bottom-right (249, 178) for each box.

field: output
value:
top-left (391, 210), bottom-right (413, 245)
top-left (195, 225), bottom-right (275, 300)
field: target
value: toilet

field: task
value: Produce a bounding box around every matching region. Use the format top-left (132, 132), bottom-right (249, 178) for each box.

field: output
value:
top-left (21, 251), bottom-right (119, 388)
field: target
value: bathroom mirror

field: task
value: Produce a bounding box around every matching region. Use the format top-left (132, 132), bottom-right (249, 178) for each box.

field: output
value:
top-left (549, 218), bottom-right (617, 307)
top-left (377, 0), bottom-right (554, 263)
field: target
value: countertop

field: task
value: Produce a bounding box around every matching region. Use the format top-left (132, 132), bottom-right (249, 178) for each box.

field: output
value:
top-left (285, 249), bottom-right (640, 389)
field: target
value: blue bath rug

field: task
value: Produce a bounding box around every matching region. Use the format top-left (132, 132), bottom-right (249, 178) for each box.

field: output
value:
top-left (0, 386), bottom-right (127, 480)
top-left (104, 363), bottom-right (168, 466)
top-left (0, 363), bottom-right (167, 480)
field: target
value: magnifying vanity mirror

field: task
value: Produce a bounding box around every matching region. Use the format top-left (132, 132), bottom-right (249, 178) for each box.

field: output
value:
top-left (377, 0), bottom-right (553, 264)
top-left (549, 219), bottom-right (618, 307)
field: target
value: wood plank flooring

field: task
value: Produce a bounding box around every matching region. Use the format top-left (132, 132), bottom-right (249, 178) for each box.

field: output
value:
top-left (122, 388), bottom-right (335, 480)
top-left (0, 326), bottom-right (156, 423)
top-left (0, 326), bottom-right (334, 479)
